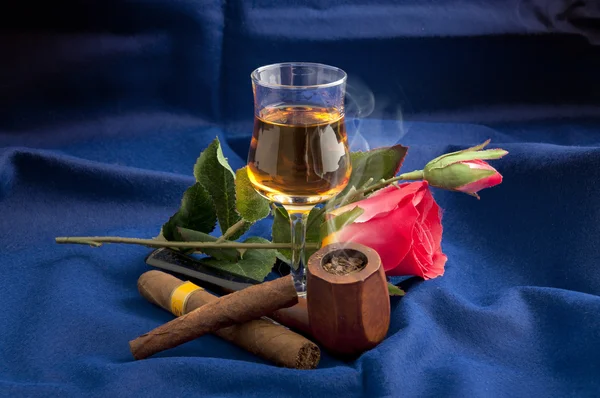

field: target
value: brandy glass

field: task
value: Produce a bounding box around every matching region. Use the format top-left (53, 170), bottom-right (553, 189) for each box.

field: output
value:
top-left (247, 62), bottom-right (351, 295)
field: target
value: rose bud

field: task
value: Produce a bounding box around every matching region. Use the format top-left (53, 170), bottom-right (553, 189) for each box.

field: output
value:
top-left (423, 139), bottom-right (508, 198)
top-left (322, 182), bottom-right (447, 280)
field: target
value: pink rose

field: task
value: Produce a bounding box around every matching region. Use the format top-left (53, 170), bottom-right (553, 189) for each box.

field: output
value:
top-left (452, 159), bottom-right (503, 195)
top-left (423, 140), bottom-right (507, 198)
top-left (322, 181), bottom-right (447, 279)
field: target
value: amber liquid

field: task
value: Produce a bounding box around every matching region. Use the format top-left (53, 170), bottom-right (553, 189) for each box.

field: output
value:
top-left (247, 105), bottom-right (351, 206)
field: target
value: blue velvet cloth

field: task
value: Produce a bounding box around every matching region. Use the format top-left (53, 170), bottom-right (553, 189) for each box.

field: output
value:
top-left (1, 1), bottom-right (600, 396)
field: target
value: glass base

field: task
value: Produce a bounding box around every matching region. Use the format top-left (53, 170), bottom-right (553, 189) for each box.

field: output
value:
top-left (283, 205), bottom-right (313, 298)
top-left (293, 278), bottom-right (307, 297)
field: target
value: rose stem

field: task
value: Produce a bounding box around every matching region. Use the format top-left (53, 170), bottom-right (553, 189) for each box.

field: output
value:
top-left (306, 170), bottom-right (424, 231)
top-left (215, 219), bottom-right (247, 243)
top-left (55, 237), bottom-right (316, 250)
top-left (55, 171), bottom-right (424, 251)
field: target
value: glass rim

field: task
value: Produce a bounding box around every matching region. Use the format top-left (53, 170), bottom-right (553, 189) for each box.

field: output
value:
top-left (251, 62), bottom-right (347, 89)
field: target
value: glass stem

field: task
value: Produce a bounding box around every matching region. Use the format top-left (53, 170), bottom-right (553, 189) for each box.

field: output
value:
top-left (286, 208), bottom-right (311, 296)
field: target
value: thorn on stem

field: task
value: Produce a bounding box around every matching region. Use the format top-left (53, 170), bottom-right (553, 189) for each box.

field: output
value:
top-left (82, 240), bottom-right (102, 247)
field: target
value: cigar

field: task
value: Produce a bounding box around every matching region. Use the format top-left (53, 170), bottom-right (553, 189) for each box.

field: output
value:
top-left (135, 271), bottom-right (320, 369)
top-left (130, 273), bottom-right (299, 361)
top-left (145, 248), bottom-right (311, 336)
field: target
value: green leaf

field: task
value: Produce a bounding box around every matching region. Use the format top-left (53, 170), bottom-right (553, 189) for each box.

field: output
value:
top-left (271, 206), bottom-right (291, 259)
top-left (194, 137), bottom-right (236, 179)
top-left (272, 206), bottom-right (323, 261)
top-left (426, 140), bottom-right (507, 169)
top-left (428, 139), bottom-right (490, 164)
top-left (193, 138), bottom-right (246, 239)
top-left (306, 208), bottom-right (324, 256)
top-left (274, 250), bottom-right (290, 263)
top-left (235, 167), bottom-right (270, 222)
top-left (431, 149), bottom-right (508, 169)
top-left (162, 183), bottom-right (217, 241)
top-left (176, 227), bottom-right (239, 261)
top-left (462, 139), bottom-right (491, 152)
top-left (434, 139), bottom-right (491, 162)
top-left (199, 237), bottom-right (277, 281)
top-left (319, 206), bottom-right (364, 240)
top-left (387, 283), bottom-right (406, 296)
top-left (339, 144), bottom-right (408, 202)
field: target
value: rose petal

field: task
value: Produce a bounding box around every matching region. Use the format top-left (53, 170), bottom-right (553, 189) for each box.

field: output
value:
top-left (370, 182), bottom-right (425, 199)
top-left (330, 185), bottom-right (405, 222)
top-left (465, 159), bottom-right (495, 170)
top-left (457, 171), bottom-right (502, 194)
top-left (323, 181), bottom-right (447, 280)
top-left (385, 184), bottom-right (446, 278)
top-left (419, 223), bottom-right (434, 257)
top-left (388, 237), bottom-right (425, 277)
top-left (330, 182), bottom-right (428, 224)
top-left (326, 202), bottom-right (418, 273)
top-left (420, 192), bottom-right (443, 249)
top-left (423, 252), bottom-right (447, 279)
top-left (412, 237), bottom-right (432, 275)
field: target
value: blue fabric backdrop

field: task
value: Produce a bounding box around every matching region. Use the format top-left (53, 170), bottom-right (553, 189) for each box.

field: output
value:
top-left (1, 1), bottom-right (600, 397)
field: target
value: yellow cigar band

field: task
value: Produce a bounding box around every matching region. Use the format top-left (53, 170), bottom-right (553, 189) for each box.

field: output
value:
top-left (170, 281), bottom-right (203, 316)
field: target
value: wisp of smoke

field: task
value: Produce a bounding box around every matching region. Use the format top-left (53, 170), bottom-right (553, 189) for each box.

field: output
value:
top-left (344, 76), bottom-right (409, 152)
top-left (322, 77), bottom-right (411, 246)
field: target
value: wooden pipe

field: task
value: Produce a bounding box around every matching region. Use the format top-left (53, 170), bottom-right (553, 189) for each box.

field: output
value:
top-left (140, 245), bottom-right (389, 359)
top-left (270, 298), bottom-right (310, 336)
top-left (306, 242), bottom-right (390, 358)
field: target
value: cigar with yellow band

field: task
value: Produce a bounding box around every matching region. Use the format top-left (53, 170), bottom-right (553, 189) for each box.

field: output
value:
top-left (135, 270), bottom-right (320, 369)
